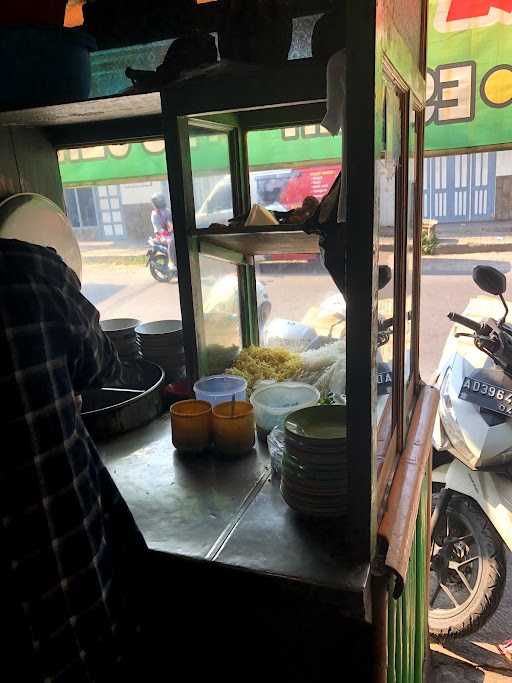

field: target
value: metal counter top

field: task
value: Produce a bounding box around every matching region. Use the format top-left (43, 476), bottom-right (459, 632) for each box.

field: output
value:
top-left (99, 414), bottom-right (370, 620)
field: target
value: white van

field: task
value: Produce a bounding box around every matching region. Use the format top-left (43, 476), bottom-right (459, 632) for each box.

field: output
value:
top-left (195, 169), bottom-right (295, 228)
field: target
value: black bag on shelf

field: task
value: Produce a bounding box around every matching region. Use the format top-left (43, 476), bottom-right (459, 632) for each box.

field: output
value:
top-left (218, 0), bottom-right (293, 65)
top-left (126, 30), bottom-right (218, 91)
top-left (311, 3), bottom-right (347, 62)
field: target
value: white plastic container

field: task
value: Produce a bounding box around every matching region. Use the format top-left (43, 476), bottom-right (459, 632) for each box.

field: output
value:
top-left (250, 381), bottom-right (320, 436)
top-left (194, 374), bottom-right (247, 406)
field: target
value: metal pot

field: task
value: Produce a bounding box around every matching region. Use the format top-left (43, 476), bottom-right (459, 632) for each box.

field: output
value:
top-left (81, 360), bottom-right (165, 441)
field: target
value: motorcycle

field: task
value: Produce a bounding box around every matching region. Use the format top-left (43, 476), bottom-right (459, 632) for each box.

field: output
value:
top-left (430, 264), bottom-right (512, 639)
top-left (146, 232), bottom-right (177, 283)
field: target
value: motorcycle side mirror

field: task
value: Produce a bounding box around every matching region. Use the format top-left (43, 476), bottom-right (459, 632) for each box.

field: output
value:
top-left (472, 265), bottom-right (506, 296)
top-left (473, 265), bottom-right (509, 325)
top-left (378, 265), bottom-right (392, 291)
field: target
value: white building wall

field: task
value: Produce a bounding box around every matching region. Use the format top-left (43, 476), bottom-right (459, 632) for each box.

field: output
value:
top-left (496, 150), bottom-right (512, 177)
top-left (379, 161), bottom-right (396, 227)
top-left (120, 180), bottom-right (168, 205)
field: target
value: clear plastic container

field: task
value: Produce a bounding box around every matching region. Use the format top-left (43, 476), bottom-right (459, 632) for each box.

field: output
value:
top-left (250, 381), bottom-right (320, 437)
top-left (193, 374), bottom-right (247, 406)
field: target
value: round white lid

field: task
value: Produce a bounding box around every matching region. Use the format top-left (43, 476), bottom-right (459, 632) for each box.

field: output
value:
top-left (0, 193), bottom-right (82, 281)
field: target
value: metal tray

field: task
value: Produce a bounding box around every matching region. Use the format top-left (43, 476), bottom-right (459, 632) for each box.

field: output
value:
top-left (81, 359), bottom-right (165, 441)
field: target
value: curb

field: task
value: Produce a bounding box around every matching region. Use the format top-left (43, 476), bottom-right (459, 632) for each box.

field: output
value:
top-left (83, 254), bottom-right (147, 266)
top-left (435, 242), bottom-right (512, 255)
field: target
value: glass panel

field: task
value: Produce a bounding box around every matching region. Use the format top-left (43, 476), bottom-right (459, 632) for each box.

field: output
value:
top-left (58, 143), bottom-right (182, 325)
top-left (288, 15), bottom-right (320, 60)
top-left (246, 126), bottom-right (341, 212)
top-left (404, 109), bottom-right (418, 398)
top-left (200, 255), bottom-right (242, 374)
top-left (255, 258), bottom-right (344, 400)
top-left (87, 14), bottom-right (317, 99)
top-left (90, 40), bottom-right (173, 99)
top-left (376, 81), bottom-right (402, 427)
top-left (190, 129), bottom-right (233, 229)
top-left (64, 188), bottom-right (80, 228)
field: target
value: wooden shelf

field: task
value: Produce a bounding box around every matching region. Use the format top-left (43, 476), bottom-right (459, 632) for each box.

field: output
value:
top-left (0, 58), bottom-right (326, 130)
top-left (0, 92), bottom-right (162, 128)
top-left (199, 230), bottom-right (319, 257)
top-left (162, 59), bottom-right (326, 119)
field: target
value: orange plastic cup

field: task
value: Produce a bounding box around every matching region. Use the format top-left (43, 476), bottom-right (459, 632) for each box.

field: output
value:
top-left (170, 400), bottom-right (212, 453)
top-left (212, 400), bottom-right (255, 456)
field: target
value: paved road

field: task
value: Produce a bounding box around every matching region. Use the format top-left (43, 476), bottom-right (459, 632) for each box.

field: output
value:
top-left (420, 253), bottom-right (512, 380)
top-left (82, 250), bottom-right (512, 382)
top-left (82, 251), bottom-right (512, 675)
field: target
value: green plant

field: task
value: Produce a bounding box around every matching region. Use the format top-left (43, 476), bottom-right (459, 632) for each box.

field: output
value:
top-left (421, 232), bottom-right (440, 255)
top-left (318, 392), bottom-right (336, 405)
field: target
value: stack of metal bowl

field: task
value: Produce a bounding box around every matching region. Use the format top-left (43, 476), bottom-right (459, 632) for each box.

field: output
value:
top-left (135, 320), bottom-right (185, 382)
top-left (100, 318), bottom-right (141, 361)
top-left (281, 405), bottom-right (348, 518)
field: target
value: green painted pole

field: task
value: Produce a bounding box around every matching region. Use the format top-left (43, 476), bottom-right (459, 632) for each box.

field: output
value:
top-left (388, 592), bottom-right (397, 683)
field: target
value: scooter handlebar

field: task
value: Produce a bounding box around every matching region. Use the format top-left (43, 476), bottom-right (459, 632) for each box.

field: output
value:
top-left (448, 312), bottom-right (480, 332)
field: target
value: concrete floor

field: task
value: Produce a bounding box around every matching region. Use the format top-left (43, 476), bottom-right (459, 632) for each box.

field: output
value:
top-left (429, 551), bottom-right (512, 681)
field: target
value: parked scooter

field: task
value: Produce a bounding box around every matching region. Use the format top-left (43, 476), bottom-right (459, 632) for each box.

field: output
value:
top-left (431, 265), bottom-right (512, 639)
top-left (146, 232), bottom-right (177, 283)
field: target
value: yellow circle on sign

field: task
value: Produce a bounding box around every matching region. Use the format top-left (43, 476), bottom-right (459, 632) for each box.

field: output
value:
top-left (483, 68), bottom-right (512, 107)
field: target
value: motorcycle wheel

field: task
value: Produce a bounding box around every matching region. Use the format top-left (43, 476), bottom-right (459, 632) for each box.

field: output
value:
top-left (429, 492), bottom-right (506, 639)
top-left (150, 256), bottom-right (172, 283)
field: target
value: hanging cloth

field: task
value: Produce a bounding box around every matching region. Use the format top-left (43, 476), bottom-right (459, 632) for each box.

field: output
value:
top-left (322, 49), bottom-right (347, 223)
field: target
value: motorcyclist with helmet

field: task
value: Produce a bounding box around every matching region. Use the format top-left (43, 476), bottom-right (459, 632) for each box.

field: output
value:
top-left (151, 192), bottom-right (177, 267)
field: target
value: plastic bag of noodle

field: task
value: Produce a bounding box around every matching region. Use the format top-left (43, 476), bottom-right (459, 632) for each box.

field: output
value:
top-left (267, 425), bottom-right (285, 476)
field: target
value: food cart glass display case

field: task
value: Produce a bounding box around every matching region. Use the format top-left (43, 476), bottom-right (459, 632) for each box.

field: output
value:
top-left (162, 60), bottom-right (338, 381)
top-left (160, 1), bottom-right (436, 678)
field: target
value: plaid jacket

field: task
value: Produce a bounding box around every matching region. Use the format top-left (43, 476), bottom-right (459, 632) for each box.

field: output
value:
top-left (0, 239), bottom-right (146, 682)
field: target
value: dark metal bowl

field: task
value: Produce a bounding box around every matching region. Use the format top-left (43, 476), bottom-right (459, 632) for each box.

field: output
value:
top-left (100, 318), bottom-right (141, 335)
top-left (135, 320), bottom-right (183, 340)
top-left (81, 359), bottom-right (165, 441)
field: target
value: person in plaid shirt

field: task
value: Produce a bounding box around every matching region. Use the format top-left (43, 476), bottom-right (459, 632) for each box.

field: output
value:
top-left (0, 238), bottom-right (147, 681)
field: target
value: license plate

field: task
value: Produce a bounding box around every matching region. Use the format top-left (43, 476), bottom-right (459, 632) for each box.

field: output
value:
top-left (377, 366), bottom-right (392, 396)
top-left (459, 376), bottom-right (512, 416)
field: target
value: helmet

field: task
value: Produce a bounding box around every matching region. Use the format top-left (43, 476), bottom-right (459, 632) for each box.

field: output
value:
top-left (203, 275), bottom-right (272, 328)
top-left (151, 192), bottom-right (167, 210)
top-left (0, 193), bottom-right (82, 281)
top-left (263, 318), bottom-right (318, 352)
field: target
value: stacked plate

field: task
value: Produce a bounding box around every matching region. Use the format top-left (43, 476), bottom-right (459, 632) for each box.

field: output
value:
top-left (100, 318), bottom-right (140, 361)
top-left (135, 320), bottom-right (185, 382)
top-left (281, 405), bottom-right (348, 518)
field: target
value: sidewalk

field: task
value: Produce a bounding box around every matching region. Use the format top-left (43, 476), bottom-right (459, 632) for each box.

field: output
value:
top-left (433, 220), bottom-right (512, 254)
top-left (80, 240), bottom-right (147, 264)
top-left (429, 643), bottom-right (512, 682)
top-left (436, 235), bottom-right (512, 254)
